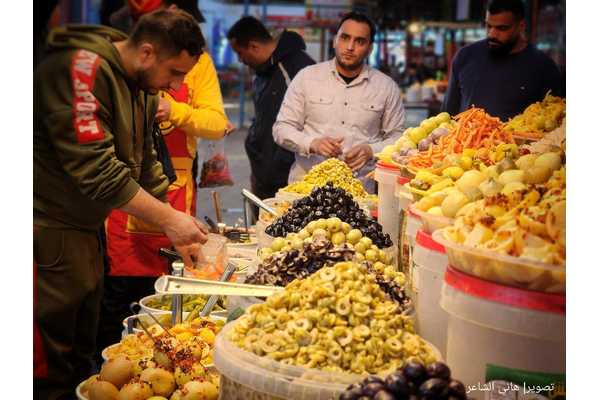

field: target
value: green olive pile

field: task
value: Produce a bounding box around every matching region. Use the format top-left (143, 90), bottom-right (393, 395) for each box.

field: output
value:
top-left (229, 262), bottom-right (437, 375)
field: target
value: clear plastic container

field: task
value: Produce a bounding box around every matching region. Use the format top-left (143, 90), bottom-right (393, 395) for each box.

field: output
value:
top-left (441, 266), bottom-right (565, 400)
top-left (214, 322), bottom-right (362, 400)
top-left (432, 230), bottom-right (566, 293)
top-left (409, 204), bottom-right (454, 234)
top-left (184, 233), bottom-right (229, 280)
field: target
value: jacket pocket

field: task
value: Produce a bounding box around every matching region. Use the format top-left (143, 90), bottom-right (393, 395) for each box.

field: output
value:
top-left (34, 228), bottom-right (65, 269)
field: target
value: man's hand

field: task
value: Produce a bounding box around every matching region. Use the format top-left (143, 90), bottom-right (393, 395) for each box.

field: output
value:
top-left (162, 212), bottom-right (209, 267)
top-left (344, 144), bottom-right (373, 171)
top-left (224, 121), bottom-right (236, 136)
top-left (155, 97), bottom-right (172, 122)
top-left (309, 137), bottom-right (344, 158)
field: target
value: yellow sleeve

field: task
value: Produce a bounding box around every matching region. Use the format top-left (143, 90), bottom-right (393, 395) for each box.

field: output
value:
top-left (168, 53), bottom-right (228, 140)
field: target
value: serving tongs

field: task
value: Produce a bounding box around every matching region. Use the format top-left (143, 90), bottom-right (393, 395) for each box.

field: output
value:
top-left (242, 189), bottom-right (278, 216)
top-left (204, 215), bottom-right (250, 243)
top-left (199, 262), bottom-right (238, 317)
top-left (127, 302), bottom-right (175, 340)
top-left (155, 275), bottom-right (283, 297)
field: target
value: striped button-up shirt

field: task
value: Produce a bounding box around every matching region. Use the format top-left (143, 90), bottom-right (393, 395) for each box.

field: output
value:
top-left (273, 58), bottom-right (405, 187)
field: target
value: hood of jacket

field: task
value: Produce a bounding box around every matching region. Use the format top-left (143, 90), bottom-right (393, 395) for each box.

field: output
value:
top-left (255, 30), bottom-right (307, 75)
top-left (46, 24), bottom-right (129, 78)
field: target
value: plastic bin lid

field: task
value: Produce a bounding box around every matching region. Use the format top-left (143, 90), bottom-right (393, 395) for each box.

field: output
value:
top-left (444, 266), bottom-right (565, 314)
top-left (396, 175), bottom-right (410, 185)
top-left (416, 229), bottom-right (446, 254)
top-left (407, 208), bottom-right (421, 219)
top-left (376, 161), bottom-right (401, 172)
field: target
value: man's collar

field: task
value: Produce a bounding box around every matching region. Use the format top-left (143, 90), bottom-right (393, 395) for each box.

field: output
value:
top-left (328, 58), bottom-right (371, 85)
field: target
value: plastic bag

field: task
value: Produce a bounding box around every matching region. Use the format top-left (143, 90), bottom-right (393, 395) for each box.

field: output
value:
top-left (199, 138), bottom-right (234, 187)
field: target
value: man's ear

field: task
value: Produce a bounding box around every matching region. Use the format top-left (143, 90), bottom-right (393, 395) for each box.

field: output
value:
top-left (247, 40), bottom-right (261, 52)
top-left (137, 42), bottom-right (157, 68)
top-left (518, 18), bottom-right (526, 35)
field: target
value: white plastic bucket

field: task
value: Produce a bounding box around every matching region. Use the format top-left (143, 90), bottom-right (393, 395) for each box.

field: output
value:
top-left (412, 229), bottom-right (448, 357)
top-left (441, 266), bottom-right (566, 400)
top-left (374, 161), bottom-right (403, 248)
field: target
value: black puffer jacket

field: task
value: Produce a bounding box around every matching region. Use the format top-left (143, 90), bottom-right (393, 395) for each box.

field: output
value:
top-left (245, 30), bottom-right (315, 189)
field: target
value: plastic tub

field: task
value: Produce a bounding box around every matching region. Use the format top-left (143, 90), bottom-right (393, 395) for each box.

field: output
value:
top-left (258, 198), bottom-right (290, 225)
top-left (432, 230), bottom-right (566, 293)
top-left (256, 220), bottom-right (276, 250)
top-left (374, 161), bottom-right (404, 249)
top-left (76, 380), bottom-right (88, 400)
top-left (441, 266), bottom-right (565, 400)
top-left (139, 293), bottom-right (227, 316)
top-left (409, 204), bottom-right (454, 234)
top-left (214, 322), bottom-right (362, 400)
top-left (412, 229), bottom-right (448, 357)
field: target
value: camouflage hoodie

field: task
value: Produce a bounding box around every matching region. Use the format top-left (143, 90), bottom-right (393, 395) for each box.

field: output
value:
top-left (34, 24), bottom-right (168, 231)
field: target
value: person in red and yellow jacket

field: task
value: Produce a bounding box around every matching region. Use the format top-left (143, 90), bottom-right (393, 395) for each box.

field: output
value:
top-left (98, 0), bottom-right (231, 355)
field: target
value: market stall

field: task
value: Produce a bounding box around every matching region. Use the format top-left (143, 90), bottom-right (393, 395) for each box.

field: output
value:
top-left (78, 93), bottom-right (566, 400)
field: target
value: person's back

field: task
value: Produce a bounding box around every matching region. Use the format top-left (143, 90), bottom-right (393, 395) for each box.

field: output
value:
top-left (249, 30), bottom-right (315, 187)
top-left (34, 24), bottom-right (164, 231)
top-left (227, 17), bottom-right (315, 206)
top-left (442, 0), bottom-right (564, 121)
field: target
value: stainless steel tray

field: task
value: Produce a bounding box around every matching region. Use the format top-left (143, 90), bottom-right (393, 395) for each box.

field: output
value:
top-left (155, 275), bottom-right (283, 297)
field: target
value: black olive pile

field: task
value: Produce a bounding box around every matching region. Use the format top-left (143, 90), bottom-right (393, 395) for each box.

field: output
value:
top-left (245, 239), bottom-right (354, 287)
top-left (266, 182), bottom-right (393, 248)
top-left (339, 361), bottom-right (467, 400)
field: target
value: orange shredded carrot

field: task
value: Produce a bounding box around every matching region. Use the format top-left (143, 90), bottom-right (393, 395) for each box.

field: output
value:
top-left (406, 107), bottom-right (515, 170)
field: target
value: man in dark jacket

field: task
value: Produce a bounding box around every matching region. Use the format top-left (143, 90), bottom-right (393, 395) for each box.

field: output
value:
top-left (442, 0), bottom-right (564, 121)
top-left (34, 10), bottom-right (208, 399)
top-left (227, 17), bottom-right (315, 213)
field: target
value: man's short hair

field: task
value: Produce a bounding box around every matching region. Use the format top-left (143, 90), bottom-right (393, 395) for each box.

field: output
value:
top-left (487, 0), bottom-right (525, 20)
top-left (336, 12), bottom-right (376, 44)
top-left (227, 16), bottom-right (272, 47)
top-left (163, 0), bottom-right (206, 23)
top-left (130, 9), bottom-right (205, 58)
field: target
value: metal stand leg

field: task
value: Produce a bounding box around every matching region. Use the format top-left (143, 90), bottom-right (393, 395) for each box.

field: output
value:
top-left (171, 261), bottom-right (184, 326)
top-left (243, 197), bottom-right (249, 233)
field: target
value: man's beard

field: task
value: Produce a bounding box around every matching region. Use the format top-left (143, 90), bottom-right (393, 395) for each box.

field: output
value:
top-left (136, 68), bottom-right (159, 94)
top-left (487, 36), bottom-right (519, 56)
top-left (335, 53), bottom-right (364, 73)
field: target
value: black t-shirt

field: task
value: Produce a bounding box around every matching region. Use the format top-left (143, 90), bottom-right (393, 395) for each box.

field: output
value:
top-left (339, 72), bottom-right (358, 84)
top-left (442, 40), bottom-right (564, 121)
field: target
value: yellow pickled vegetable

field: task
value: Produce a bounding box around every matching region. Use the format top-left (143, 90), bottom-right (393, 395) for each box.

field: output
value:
top-left (282, 158), bottom-right (368, 198)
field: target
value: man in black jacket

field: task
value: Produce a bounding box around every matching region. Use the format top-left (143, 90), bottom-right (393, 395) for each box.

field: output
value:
top-left (228, 17), bottom-right (315, 214)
